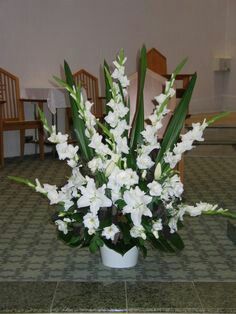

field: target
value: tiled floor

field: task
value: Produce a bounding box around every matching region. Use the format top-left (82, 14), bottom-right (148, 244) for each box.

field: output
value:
top-left (0, 281), bottom-right (236, 313)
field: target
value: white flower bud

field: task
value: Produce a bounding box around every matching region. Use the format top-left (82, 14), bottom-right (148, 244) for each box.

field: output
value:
top-left (154, 163), bottom-right (162, 180)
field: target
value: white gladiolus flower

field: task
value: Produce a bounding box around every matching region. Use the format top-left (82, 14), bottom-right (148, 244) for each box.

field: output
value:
top-left (83, 213), bottom-right (99, 235)
top-left (102, 224), bottom-right (119, 241)
top-left (107, 167), bottom-right (139, 191)
top-left (48, 127), bottom-right (68, 144)
top-left (141, 125), bottom-right (157, 144)
top-left (55, 220), bottom-right (68, 235)
top-left (35, 178), bottom-right (45, 194)
top-left (43, 184), bottom-right (60, 204)
top-left (168, 216), bottom-right (178, 233)
top-left (88, 157), bottom-right (104, 173)
top-left (116, 136), bottom-right (129, 154)
top-left (104, 111), bottom-right (120, 128)
top-left (130, 225), bottom-right (146, 240)
top-left (164, 151), bottom-right (181, 169)
top-left (147, 181), bottom-right (162, 197)
top-left (110, 120), bottom-right (130, 138)
top-left (123, 187), bottom-right (152, 226)
top-left (184, 202), bottom-right (218, 217)
top-left (68, 167), bottom-right (86, 188)
top-left (152, 219), bottom-right (163, 239)
top-left (89, 133), bottom-right (111, 156)
top-left (77, 177), bottom-right (112, 214)
top-left (67, 159), bottom-right (77, 168)
top-left (173, 140), bottom-right (193, 155)
top-left (137, 154), bottom-right (154, 170)
top-left (161, 175), bottom-right (183, 201)
top-left (107, 101), bottom-right (129, 118)
top-left (155, 93), bottom-right (167, 104)
top-left (56, 143), bottom-right (79, 160)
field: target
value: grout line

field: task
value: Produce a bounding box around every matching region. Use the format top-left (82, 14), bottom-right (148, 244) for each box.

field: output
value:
top-left (191, 281), bottom-right (204, 312)
top-left (50, 281), bottom-right (59, 313)
top-left (124, 281), bottom-right (128, 313)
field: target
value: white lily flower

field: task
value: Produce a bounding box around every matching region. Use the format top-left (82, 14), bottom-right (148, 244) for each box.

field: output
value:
top-left (123, 187), bottom-right (152, 226)
top-left (83, 213), bottom-right (99, 235)
top-left (102, 224), bottom-right (119, 241)
top-left (77, 177), bottom-right (112, 214)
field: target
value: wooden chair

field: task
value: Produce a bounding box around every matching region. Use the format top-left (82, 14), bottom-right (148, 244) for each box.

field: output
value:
top-left (0, 68), bottom-right (45, 167)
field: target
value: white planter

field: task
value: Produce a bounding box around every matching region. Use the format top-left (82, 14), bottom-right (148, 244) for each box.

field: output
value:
top-left (100, 244), bottom-right (139, 268)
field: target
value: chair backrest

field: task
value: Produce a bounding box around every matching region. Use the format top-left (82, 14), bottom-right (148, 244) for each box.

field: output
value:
top-left (147, 48), bottom-right (167, 76)
top-left (0, 68), bottom-right (21, 120)
top-left (73, 69), bottom-right (102, 117)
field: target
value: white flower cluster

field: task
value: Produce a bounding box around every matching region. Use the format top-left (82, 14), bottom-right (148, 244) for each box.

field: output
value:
top-left (32, 51), bottom-right (225, 249)
top-left (164, 120), bottom-right (208, 168)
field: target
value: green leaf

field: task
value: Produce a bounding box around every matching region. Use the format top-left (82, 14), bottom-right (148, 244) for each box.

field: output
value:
top-left (203, 209), bottom-right (236, 219)
top-left (168, 232), bottom-right (185, 250)
top-left (207, 111), bottom-right (229, 126)
top-left (37, 107), bottom-right (52, 133)
top-left (8, 176), bottom-right (35, 189)
top-left (64, 60), bottom-right (94, 161)
top-left (172, 58), bottom-right (188, 80)
top-left (129, 45), bottom-right (147, 152)
top-left (104, 60), bottom-right (113, 106)
top-left (156, 73), bottom-right (197, 165)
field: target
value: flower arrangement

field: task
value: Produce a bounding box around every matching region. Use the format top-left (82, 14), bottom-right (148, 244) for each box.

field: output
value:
top-left (10, 46), bottom-right (236, 257)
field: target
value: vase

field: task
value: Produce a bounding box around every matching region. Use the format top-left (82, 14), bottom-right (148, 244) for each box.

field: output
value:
top-left (100, 244), bottom-right (139, 268)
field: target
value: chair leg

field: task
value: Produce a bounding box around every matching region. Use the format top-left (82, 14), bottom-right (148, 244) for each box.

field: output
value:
top-left (0, 130), bottom-right (4, 167)
top-left (38, 126), bottom-right (44, 160)
top-left (20, 129), bottom-right (25, 158)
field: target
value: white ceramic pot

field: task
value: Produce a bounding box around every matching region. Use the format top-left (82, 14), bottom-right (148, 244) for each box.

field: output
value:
top-left (100, 244), bottom-right (139, 268)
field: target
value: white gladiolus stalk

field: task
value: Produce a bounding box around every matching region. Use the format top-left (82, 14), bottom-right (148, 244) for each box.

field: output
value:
top-left (104, 50), bottom-right (130, 157)
top-left (137, 78), bottom-right (177, 171)
top-left (164, 120), bottom-right (208, 169)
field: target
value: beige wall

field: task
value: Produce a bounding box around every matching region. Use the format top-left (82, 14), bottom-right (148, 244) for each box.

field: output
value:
top-left (222, 0), bottom-right (236, 111)
top-left (0, 0), bottom-right (231, 157)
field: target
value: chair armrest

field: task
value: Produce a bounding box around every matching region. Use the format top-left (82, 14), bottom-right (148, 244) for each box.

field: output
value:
top-left (98, 96), bottom-right (106, 100)
top-left (20, 98), bottom-right (47, 103)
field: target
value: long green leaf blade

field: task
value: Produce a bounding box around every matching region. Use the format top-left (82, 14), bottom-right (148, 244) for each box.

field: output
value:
top-left (130, 45), bottom-right (147, 152)
top-left (156, 73), bottom-right (197, 164)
